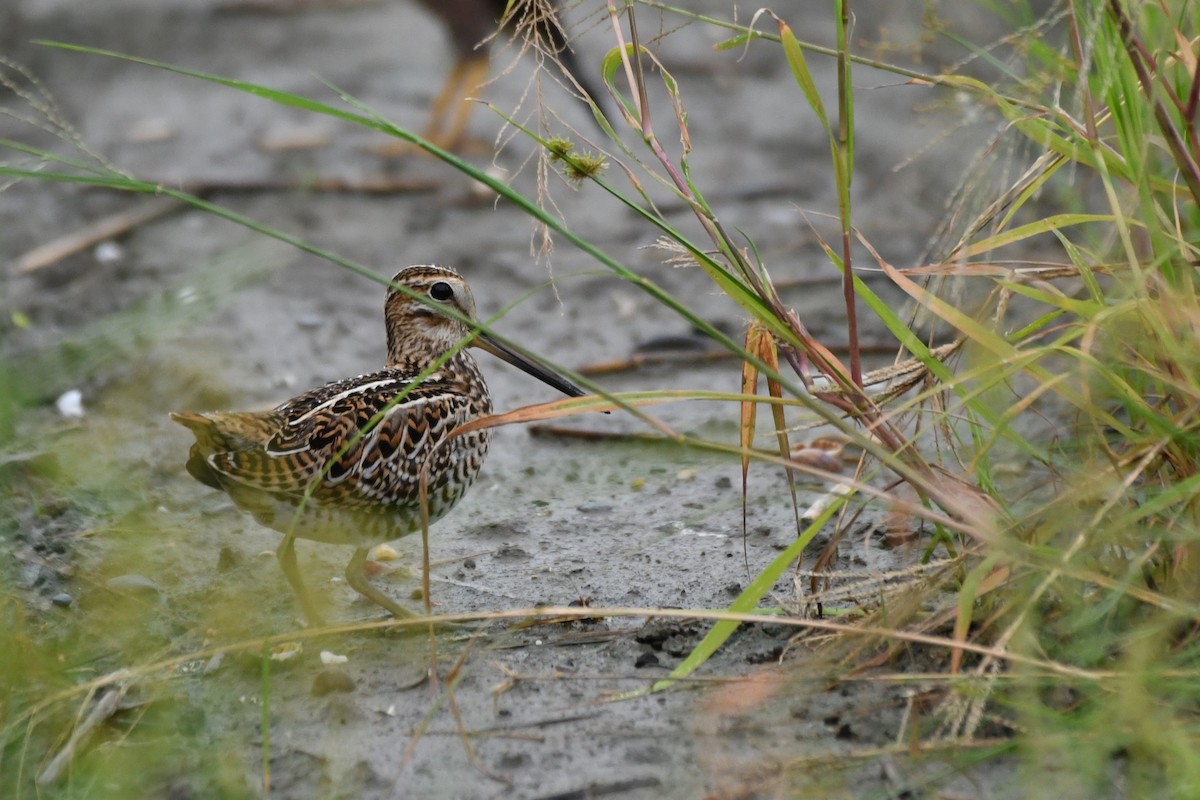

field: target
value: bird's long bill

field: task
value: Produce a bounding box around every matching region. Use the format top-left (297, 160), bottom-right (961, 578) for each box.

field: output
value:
top-left (474, 332), bottom-right (589, 400)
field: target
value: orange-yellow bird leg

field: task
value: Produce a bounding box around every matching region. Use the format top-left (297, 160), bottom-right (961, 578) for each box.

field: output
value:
top-left (428, 55), bottom-right (490, 151)
top-left (275, 534), bottom-right (325, 627)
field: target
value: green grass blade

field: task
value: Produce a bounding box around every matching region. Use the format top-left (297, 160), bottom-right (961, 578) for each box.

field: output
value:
top-left (639, 489), bottom-right (849, 696)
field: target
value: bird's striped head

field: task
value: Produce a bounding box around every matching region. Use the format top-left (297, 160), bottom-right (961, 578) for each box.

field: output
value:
top-left (383, 265), bottom-right (480, 364)
top-left (383, 264), bottom-right (590, 401)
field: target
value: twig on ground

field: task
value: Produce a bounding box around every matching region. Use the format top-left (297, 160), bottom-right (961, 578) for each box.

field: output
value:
top-left (37, 679), bottom-right (131, 786)
top-left (15, 197), bottom-right (180, 274)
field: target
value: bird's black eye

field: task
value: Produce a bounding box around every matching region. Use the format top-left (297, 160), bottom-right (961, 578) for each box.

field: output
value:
top-left (429, 281), bottom-right (454, 302)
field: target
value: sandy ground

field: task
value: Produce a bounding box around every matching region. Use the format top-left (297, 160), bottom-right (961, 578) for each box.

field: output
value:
top-left (2, 1), bottom-right (1022, 797)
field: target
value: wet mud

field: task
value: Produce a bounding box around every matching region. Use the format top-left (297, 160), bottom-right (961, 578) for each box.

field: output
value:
top-left (2, 1), bottom-right (1019, 797)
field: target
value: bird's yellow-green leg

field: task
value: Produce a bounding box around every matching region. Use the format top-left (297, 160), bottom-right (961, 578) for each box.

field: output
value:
top-left (275, 534), bottom-right (325, 626)
top-left (344, 546), bottom-right (420, 620)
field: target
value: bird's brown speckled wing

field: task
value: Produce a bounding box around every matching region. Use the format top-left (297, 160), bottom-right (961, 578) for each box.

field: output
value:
top-left (207, 369), bottom-right (477, 508)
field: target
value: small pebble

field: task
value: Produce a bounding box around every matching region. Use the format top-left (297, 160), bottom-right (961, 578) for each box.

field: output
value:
top-left (55, 390), bottom-right (85, 419)
top-left (311, 667), bottom-right (356, 697)
top-left (634, 651), bottom-right (660, 668)
top-left (105, 574), bottom-right (160, 596)
top-left (94, 241), bottom-right (123, 264)
top-left (370, 543), bottom-right (399, 562)
top-left (462, 558), bottom-right (476, 569)
top-left (217, 545), bottom-right (239, 572)
top-left (125, 117), bottom-right (176, 142)
top-left (270, 642), bottom-right (303, 662)
top-left (493, 545), bottom-right (528, 560)
top-left (468, 164), bottom-right (509, 200)
top-left (295, 312), bottom-right (325, 329)
top-left (259, 125), bottom-right (331, 152)
top-left (23, 564), bottom-right (47, 588)
top-left (320, 650), bottom-right (349, 665)
top-left (51, 592), bottom-right (74, 608)
top-left (496, 752), bottom-right (529, 769)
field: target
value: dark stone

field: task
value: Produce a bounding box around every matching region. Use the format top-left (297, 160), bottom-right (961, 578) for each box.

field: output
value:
top-left (493, 545), bottom-right (528, 561)
top-left (312, 667), bottom-right (356, 697)
top-left (496, 752), bottom-right (528, 769)
top-left (216, 545), bottom-right (239, 572)
top-left (634, 651), bottom-right (660, 668)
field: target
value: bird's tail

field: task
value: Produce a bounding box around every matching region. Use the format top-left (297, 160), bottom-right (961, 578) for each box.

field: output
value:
top-left (170, 410), bottom-right (280, 452)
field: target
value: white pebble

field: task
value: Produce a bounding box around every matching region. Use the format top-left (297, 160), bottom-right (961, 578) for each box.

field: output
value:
top-left (55, 389), bottom-right (85, 419)
top-left (370, 543), bottom-right (399, 562)
top-left (320, 650), bottom-right (349, 665)
top-left (94, 241), bottom-right (123, 263)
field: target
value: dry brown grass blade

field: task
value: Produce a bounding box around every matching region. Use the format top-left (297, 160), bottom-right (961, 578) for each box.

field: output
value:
top-left (36, 680), bottom-right (131, 786)
top-left (738, 323), bottom-right (805, 552)
top-left (575, 341), bottom-right (903, 378)
top-left (899, 261), bottom-right (1097, 280)
top-left (450, 394), bottom-right (674, 439)
top-left (758, 332), bottom-right (807, 540)
top-left (740, 325), bottom-right (767, 537)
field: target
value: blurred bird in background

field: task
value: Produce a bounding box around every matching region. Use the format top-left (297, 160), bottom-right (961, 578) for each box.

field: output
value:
top-left (226, 0), bottom-right (603, 151)
top-left (409, 0), bottom-right (603, 150)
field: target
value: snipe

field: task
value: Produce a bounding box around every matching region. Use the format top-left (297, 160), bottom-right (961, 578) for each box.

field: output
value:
top-left (172, 265), bottom-right (587, 624)
top-left (388, 0), bottom-right (602, 151)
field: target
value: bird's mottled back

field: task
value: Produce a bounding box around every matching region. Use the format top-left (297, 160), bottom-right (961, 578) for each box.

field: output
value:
top-left (171, 264), bottom-right (588, 623)
top-left (175, 266), bottom-right (493, 530)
